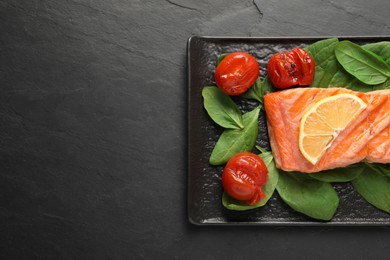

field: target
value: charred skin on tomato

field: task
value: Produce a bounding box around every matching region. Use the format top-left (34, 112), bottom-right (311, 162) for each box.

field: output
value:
top-left (267, 48), bottom-right (315, 89)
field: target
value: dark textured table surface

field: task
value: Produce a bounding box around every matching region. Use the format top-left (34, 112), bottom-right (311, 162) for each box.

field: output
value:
top-left (1, 0), bottom-right (390, 259)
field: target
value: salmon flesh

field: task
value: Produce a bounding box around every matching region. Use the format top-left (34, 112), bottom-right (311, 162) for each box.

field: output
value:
top-left (264, 88), bottom-right (390, 173)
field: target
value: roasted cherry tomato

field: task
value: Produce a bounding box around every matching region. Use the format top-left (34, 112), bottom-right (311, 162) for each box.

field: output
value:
top-left (215, 52), bottom-right (260, 96)
top-left (222, 152), bottom-right (268, 205)
top-left (267, 48), bottom-right (315, 89)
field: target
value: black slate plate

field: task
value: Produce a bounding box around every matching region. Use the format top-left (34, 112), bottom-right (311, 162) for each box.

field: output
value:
top-left (187, 36), bottom-right (390, 225)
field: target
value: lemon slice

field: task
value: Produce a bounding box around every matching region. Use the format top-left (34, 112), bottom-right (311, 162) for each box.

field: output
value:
top-left (299, 93), bottom-right (367, 165)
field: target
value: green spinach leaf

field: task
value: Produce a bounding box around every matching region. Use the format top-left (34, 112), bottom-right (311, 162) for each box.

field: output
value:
top-left (276, 171), bottom-right (339, 220)
top-left (365, 41), bottom-right (390, 90)
top-left (240, 77), bottom-right (273, 105)
top-left (222, 150), bottom-right (279, 210)
top-left (328, 69), bottom-right (371, 92)
top-left (309, 163), bottom-right (365, 182)
top-left (210, 107), bottom-right (260, 165)
top-left (329, 41), bottom-right (390, 92)
top-left (352, 166), bottom-right (390, 213)
top-left (335, 40), bottom-right (390, 85)
top-left (365, 163), bottom-right (390, 178)
top-left (217, 53), bottom-right (228, 65)
top-left (363, 41), bottom-right (390, 64)
top-left (305, 38), bottom-right (339, 88)
top-left (202, 86), bottom-right (244, 130)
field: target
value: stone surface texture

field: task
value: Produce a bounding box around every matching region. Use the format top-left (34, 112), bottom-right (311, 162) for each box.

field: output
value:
top-left (0, 0), bottom-right (390, 259)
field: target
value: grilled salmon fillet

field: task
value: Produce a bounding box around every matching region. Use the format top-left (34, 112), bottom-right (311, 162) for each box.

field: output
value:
top-left (264, 88), bottom-right (390, 173)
